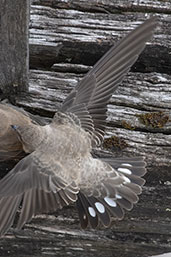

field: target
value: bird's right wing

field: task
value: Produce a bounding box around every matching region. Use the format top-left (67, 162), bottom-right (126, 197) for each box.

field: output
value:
top-left (0, 153), bottom-right (79, 236)
top-left (61, 17), bottom-right (157, 146)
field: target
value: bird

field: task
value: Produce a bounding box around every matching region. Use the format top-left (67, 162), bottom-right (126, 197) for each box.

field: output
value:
top-left (0, 16), bottom-right (157, 236)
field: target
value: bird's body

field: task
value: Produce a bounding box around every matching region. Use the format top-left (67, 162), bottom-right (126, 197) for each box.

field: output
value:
top-left (25, 112), bottom-right (92, 184)
top-left (0, 17), bottom-right (157, 236)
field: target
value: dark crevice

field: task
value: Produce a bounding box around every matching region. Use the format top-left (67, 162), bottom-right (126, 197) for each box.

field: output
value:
top-left (131, 45), bottom-right (171, 76)
top-left (30, 42), bottom-right (171, 76)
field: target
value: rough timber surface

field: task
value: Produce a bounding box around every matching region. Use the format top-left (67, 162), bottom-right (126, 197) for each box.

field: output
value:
top-left (1, 1), bottom-right (171, 257)
top-left (0, 0), bottom-right (29, 95)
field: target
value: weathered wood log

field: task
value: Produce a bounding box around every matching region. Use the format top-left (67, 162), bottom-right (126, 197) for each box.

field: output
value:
top-left (31, 0), bottom-right (171, 14)
top-left (29, 1), bottom-right (171, 75)
top-left (0, 0), bottom-right (30, 98)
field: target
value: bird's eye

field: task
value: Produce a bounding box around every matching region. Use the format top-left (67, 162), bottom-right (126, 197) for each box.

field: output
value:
top-left (11, 125), bottom-right (18, 131)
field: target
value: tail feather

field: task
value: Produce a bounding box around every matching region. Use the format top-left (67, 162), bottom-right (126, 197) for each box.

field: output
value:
top-left (102, 157), bottom-right (146, 176)
top-left (88, 195), bottom-right (111, 227)
top-left (77, 192), bottom-right (98, 229)
top-left (116, 198), bottom-right (133, 211)
top-left (76, 194), bottom-right (89, 229)
top-left (77, 156), bottom-right (146, 228)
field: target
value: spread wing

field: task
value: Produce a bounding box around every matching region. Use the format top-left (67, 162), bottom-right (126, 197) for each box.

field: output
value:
top-left (61, 17), bottom-right (157, 145)
top-left (76, 157), bottom-right (146, 229)
top-left (0, 153), bottom-right (79, 236)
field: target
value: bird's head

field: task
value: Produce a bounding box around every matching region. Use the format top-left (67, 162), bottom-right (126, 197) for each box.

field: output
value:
top-left (11, 123), bottom-right (41, 153)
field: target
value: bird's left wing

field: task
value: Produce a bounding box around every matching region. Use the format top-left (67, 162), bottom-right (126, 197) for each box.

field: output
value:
top-left (61, 17), bottom-right (157, 145)
top-left (0, 153), bottom-right (79, 236)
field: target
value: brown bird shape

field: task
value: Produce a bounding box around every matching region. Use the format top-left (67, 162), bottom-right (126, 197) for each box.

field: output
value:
top-left (0, 17), bottom-right (157, 236)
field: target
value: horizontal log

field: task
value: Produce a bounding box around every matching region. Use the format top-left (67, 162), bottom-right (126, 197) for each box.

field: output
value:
top-left (32, 0), bottom-right (171, 14)
top-left (29, 3), bottom-right (171, 75)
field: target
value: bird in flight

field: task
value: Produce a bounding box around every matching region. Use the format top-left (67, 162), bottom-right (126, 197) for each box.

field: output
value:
top-left (0, 17), bottom-right (157, 236)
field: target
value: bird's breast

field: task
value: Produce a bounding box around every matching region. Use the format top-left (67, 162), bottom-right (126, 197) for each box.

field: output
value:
top-left (43, 124), bottom-right (91, 159)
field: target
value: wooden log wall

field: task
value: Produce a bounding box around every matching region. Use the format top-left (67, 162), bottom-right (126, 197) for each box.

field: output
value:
top-left (0, 1), bottom-right (171, 257)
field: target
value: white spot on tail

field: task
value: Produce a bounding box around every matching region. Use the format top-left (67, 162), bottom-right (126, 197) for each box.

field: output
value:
top-left (121, 163), bottom-right (132, 167)
top-left (83, 214), bottom-right (86, 220)
top-left (95, 202), bottom-right (105, 213)
top-left (115, 194), bottom-right (122, 199)
top-left (118, 168), bottom-right (132, 175)
top-left (104, 197), bottom-right (117, 207)
top-left (123, 175), bottom-right (131, 184)
top-left (88, 207), bottom-right (96, 217)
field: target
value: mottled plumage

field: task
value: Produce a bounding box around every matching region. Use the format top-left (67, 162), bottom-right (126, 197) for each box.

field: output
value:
top-left (0, 17), bottom-right (157, 236)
